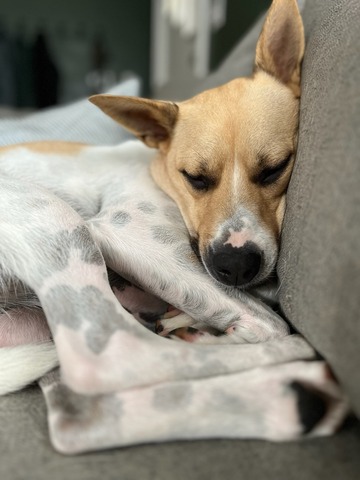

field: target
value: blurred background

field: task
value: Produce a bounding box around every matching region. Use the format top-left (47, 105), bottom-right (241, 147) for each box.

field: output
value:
top-left (0, 0), bottom-right (270, 114)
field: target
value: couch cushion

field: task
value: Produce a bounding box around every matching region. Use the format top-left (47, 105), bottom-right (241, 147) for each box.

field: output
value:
top-left (0, 77), bottom-right (140, 146)
top-left (277, 0), bottom-right (360, 416)
top-left (1, 385), bottom-right (360, 480)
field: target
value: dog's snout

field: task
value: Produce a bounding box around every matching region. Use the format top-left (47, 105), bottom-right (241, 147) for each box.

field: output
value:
top-left (210, 242), bottom-right (262, 287)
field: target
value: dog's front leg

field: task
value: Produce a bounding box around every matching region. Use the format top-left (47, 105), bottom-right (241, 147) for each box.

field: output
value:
top-left (88, 189), bottom-right (289, 344)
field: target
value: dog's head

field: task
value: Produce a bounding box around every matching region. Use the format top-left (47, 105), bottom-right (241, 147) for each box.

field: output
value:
top-left (90, 0), bottom-right (304, 289)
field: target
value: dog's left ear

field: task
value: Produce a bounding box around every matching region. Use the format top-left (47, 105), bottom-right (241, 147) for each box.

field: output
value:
top-left (255, 0), bottom-right (305, 97)
top-left (89, 95), bottom-right (179, 151)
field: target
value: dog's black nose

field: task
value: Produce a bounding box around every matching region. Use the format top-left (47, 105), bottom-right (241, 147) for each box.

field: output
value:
top-left (210, 242), bottom-right (262, 287)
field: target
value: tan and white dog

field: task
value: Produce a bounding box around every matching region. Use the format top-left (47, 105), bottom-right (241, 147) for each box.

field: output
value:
top-left (0, 0), bottom-right (304, 392)
top-left (0, 0), bottom-right (348, 444)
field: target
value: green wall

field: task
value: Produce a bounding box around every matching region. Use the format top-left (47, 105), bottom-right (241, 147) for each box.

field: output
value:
top-left (210, 0), bottom-right (271, 70)
top-left (0, 0), bottom-right (151, 98)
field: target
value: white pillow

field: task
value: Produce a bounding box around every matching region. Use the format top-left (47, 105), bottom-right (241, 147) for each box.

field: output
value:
top-left (0, 77), bottom-right (140, 146)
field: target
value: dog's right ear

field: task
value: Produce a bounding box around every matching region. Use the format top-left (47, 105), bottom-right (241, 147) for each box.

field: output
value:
top-left (255, 0), bottom-right (305, 97)
top-left (89, 95), bottom-right (179, 151)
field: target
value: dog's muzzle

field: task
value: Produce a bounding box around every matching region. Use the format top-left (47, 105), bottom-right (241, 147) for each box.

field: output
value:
top-left (207, 241), bottom-right (262, 287)
top-left (191, 237), bottom-right (263, 288)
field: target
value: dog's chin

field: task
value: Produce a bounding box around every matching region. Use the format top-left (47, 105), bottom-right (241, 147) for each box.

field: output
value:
top-left (204, 264), bottom-right (273, 292)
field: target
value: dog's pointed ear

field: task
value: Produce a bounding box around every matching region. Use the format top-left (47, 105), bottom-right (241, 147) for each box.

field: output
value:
top-left (255, 0), bottom-right (305, 97)
top-left (89, 95), bottom-right (179, 151)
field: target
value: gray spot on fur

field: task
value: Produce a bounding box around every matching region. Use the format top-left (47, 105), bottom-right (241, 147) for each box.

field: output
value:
top-left (137, 201), bottom-right (157, 214)
top-left (74, 225), bottom-right (104, 265)
top-left (44, 284), bottom-right (133, 354)
top-left (195, 359), bottom-right (228, 377)
top-left (48, 381), bottom-right (96, 417)
top-left (151, 225), bottom-right (180, 245)
top-left (45, 380), bottom-right (124, 429)
top-left (153, 383), bottom-right (193, 411)
top-left (84, 292), bottom-right (127, 354)
top-left (44, 285), bottom-right (84, 331)
top-left (32, 224), bottom-right (104, 275)
top-left (163, 204), bottom-right (184, 226)
top-left (111, 210), bottom-right (131, 227)
top-left (211, 385), bottom-right (248, 415)
top-left (81, 247), bottom-right (103, 266)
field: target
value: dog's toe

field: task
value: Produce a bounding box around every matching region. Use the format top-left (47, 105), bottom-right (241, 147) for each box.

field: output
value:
top-left (290, 381), bottom-right (327, 434)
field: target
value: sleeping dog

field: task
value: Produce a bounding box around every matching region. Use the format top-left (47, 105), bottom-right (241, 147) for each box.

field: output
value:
top-left (0, 0), bottom-right (304, 391)
top-left (0, 0), bottom-right (348, 441)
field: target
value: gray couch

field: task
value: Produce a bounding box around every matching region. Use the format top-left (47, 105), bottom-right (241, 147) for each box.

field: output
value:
top-left (0, 0), bottom-right (359, 478)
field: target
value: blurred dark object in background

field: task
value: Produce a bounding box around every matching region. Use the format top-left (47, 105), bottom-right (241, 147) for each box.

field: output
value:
top-left (0, 25), bottom-right (59, 109)
top-left (0, 0), bottom-right (151, 110)
top-left (32, 32), bottom-right (59, 108)
top-left (13, 32), bottom-right (36, 108)
top-left (0, 24), bottom-right (16, 107)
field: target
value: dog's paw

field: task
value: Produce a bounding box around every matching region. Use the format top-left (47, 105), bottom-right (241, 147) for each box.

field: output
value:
top-left (289, 365), bottom-right (349, 437)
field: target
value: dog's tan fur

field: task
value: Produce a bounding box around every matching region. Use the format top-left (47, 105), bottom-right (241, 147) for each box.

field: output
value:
top-left (90, 0), bottom-right (304, 284)
top-left (0, 141), bottom-right (85, 155)
top-left (150, 72), bottom-right (299, 243)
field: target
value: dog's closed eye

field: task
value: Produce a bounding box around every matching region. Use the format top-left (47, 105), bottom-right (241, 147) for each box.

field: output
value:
top-left (181, 170), bottom-right (213, 191)
top-left (254, 154), bottom-right (293, 186)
